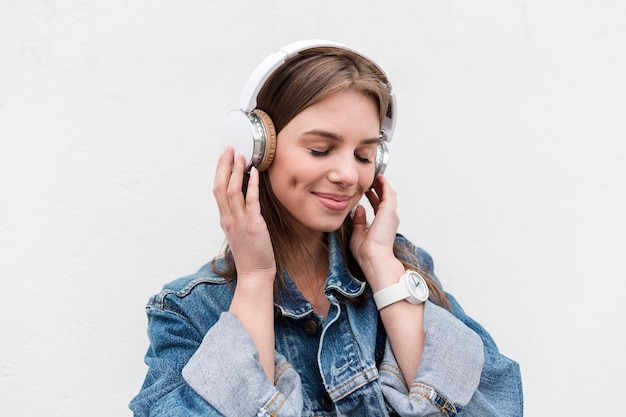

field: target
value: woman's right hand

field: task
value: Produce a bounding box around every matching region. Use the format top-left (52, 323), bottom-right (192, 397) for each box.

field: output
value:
top-left (213, 146), bottom-right (276, 283)
top-left (214, 146), bottom-right (277, 382)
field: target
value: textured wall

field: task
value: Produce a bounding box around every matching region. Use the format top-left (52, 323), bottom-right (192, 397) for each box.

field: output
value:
top-left (1, 1), bottom-right (624, 416)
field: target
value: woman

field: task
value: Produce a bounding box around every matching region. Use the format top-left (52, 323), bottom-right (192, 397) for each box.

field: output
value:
top-left (130, 41), bottom-right (523, 416)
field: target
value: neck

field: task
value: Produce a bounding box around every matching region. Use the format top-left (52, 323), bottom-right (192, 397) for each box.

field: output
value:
top-left (285, 232), bottom-right (328, 282)
top-left (284, 232), bottom-right (331, 317)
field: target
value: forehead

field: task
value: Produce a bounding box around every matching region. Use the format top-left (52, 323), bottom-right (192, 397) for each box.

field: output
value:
top-left (289, 90), bottom-right (381, 133)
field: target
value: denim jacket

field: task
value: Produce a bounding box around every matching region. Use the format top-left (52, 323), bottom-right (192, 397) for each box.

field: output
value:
top-left (130, 233), bottom-right (523, 416)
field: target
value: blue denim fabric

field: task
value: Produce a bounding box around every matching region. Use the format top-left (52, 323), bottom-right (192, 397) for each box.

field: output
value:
top-left (130, 233), bottom-right (523, 416)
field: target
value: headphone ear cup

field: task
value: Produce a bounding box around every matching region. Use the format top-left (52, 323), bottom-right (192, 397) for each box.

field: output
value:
top-left (252, 109), bottom-right (277, 171)
top-left (374, 139), bottom-right (389, 178)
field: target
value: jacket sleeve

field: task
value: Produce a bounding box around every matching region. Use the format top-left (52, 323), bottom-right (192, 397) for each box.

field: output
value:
top-left (445, 293), bottom-right (524, 417)
top-left (182, 312), bottom-right (304, 416)
top-left (129, 303), bottom-right (224, 417)
top-left (130, 305), bottom-right (304, 417)
top-left (379, 236), bottom-right (524, 416)
top-left (379, 301), bottom-right (485, 416)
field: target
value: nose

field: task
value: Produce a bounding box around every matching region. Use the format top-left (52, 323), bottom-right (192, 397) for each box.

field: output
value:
top-left (327, 153), bottom-right (359, 186)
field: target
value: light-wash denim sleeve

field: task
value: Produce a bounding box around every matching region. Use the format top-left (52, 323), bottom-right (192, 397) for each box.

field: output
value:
top-left (378, 301), bottom-right (485, 416)
top-left (182, 312), bottom-right (304, 416)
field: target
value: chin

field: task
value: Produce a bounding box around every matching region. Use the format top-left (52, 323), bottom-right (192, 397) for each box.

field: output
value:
top-left (297, 209), bottom-right (351, 234)
top-left (315, 219), bottom-right (349, 234)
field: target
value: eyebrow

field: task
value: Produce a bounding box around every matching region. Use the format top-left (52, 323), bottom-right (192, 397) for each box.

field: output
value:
top-left (302, 129), bottom-right (380, 145)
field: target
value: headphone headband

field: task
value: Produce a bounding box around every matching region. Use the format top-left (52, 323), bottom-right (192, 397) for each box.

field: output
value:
top-left (237, 39), bottom-right (397, 142)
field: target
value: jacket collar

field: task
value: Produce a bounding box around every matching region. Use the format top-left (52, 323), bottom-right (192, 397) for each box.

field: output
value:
top-left (275, 232), bottom-right (366, 319)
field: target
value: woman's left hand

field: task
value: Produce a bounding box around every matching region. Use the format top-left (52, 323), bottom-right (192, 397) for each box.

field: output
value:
top-left (350, 175), bottom-right (405, 291)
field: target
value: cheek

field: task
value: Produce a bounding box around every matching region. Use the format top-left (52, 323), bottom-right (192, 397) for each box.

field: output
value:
top-left (358, 166), bottom-right (376, 190)
top-left (267, 158), bottom-right (304, 193)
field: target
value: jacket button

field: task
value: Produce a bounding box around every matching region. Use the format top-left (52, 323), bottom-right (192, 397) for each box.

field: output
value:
top-left (321, 392), bottom-right (333, 411)
top-left (303, 319), bottom-right (318, 335)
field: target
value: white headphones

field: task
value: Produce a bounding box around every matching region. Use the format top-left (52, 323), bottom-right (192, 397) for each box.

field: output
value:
top-left (219, 39), bottom-right (396, 177)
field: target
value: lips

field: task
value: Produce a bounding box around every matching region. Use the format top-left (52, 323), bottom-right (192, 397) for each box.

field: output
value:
top-left (313, 192), bottom-right (353, 211)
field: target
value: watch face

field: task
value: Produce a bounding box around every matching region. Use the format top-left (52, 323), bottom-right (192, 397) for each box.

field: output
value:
top-left (408, 272), bottom-right (429, 300)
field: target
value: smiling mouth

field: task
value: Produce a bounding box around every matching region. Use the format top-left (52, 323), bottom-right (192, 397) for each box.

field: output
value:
top-left (313, 192), bottom-right (353, 211)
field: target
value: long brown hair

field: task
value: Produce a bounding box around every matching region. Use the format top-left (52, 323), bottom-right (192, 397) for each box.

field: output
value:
top-left (213, 46), bottom-right (450, 310)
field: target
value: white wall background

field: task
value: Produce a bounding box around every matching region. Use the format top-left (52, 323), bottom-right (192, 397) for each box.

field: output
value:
top-left (1, 1), bottom-right (624, 416)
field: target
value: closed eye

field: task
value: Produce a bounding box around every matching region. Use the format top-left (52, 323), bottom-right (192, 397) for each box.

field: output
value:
top-left (310, 148), bottom-right (372, 164)
top-left (309, 148), bottom-right (331, 157)
top-left (355, 153), bottom-right (372, 164)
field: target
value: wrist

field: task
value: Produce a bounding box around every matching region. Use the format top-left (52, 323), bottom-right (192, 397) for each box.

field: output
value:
top-left (236, 266), bottom-right (276, 284)
top-left (230, 278), bottom-right (275, 319)
top-left (364, 259), bottom-right (405, 293)
top-left (232, 272), bottom-right (275, 304)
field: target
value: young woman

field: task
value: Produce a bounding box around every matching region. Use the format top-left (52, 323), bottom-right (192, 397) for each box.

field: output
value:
top-left (130, 41), bottom-right (523, 417)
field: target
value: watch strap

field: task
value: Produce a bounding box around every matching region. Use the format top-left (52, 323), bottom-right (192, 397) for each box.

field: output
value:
top-left (373, 270), bottom-right (429, 310)
top-left (373, 280), bottom-right (409, 310)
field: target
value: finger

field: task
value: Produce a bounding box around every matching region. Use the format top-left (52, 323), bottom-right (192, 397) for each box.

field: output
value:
top-left (371, 175), bottom-right (397, 210)
top-left (374, 175), bottom-right (389, 196)
top-left (382, 176), bottom-right (398, 209)
top-left (352, 204), bottom-right (367, 229)
top-left (364, 189), bottom-right (380, 212)
top-left (364, 175), bottom-right (399, 237)
top-left (245, 166), bottom-right (261, 217)
top-left (225, 152), bottom-right (247, 218)
top-left (213, 146), bottom-right (235, 216)
top-left (370, 175), bottom-right (383, 195)
top-left (350, 205), bottom-right (367, 256)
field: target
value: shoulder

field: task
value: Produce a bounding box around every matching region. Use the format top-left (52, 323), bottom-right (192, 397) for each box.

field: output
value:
top-left (146, 257), bottom-right (234, 325)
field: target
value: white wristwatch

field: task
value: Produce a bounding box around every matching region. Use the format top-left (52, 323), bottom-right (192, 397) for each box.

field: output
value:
top-left (373, 270), bottom-right (429, 310)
